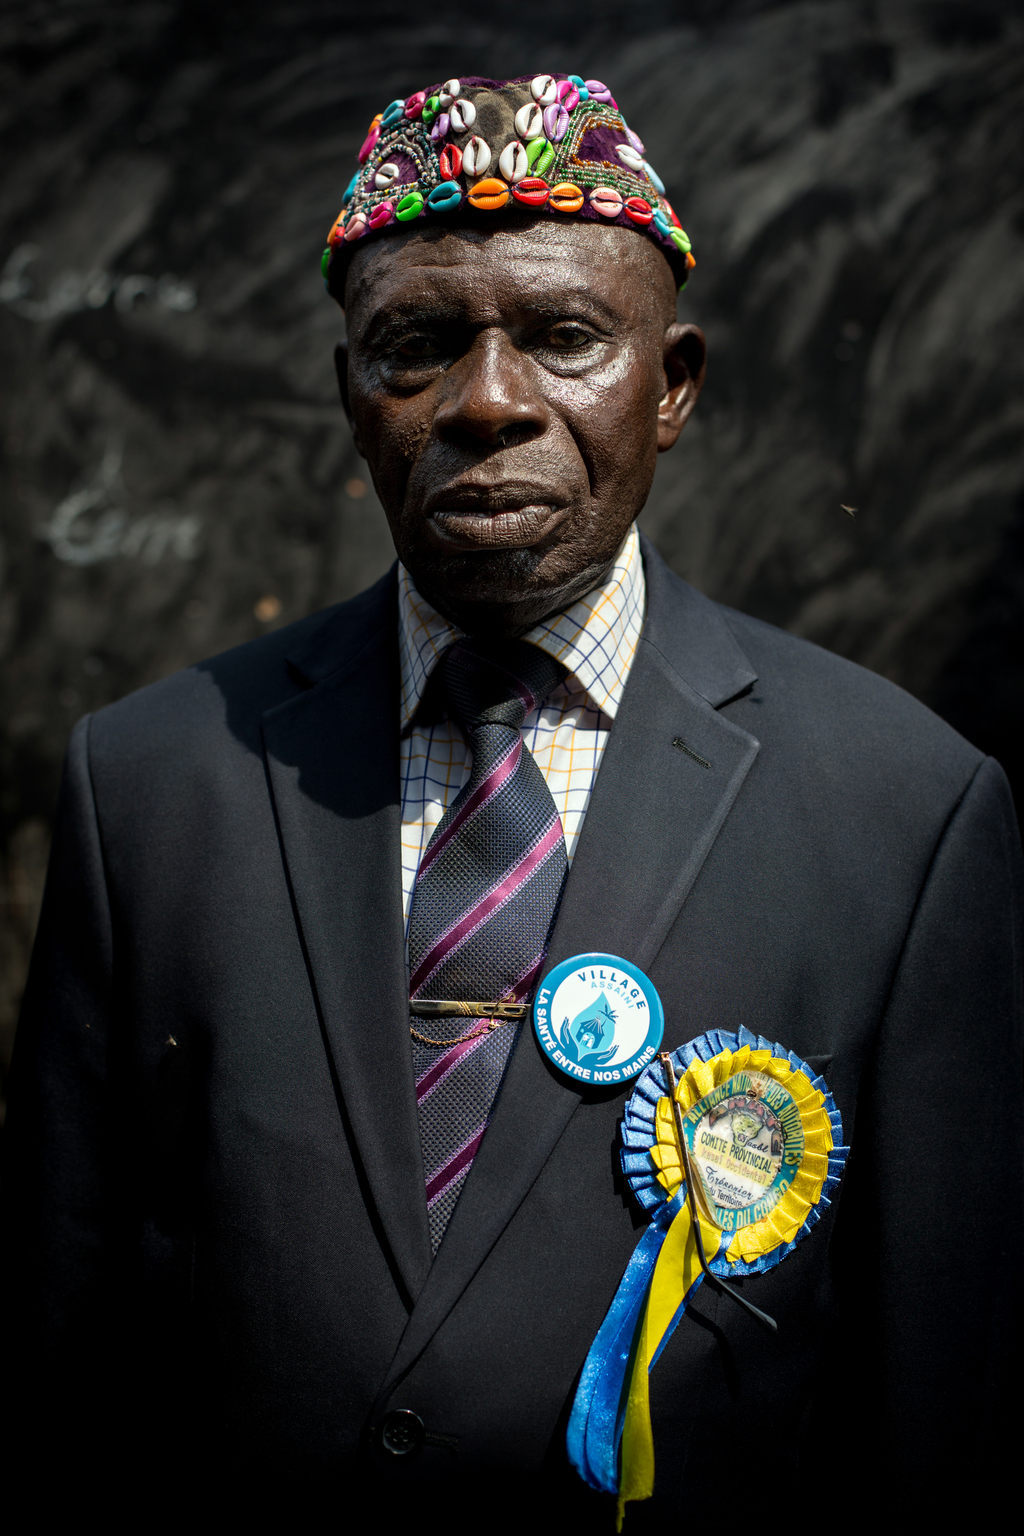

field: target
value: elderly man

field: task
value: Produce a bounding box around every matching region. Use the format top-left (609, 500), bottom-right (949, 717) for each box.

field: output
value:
top-left (4, 73), bottom-right (1021, 1528)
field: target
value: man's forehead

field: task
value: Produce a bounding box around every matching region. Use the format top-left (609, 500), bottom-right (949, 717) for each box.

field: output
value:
top-left (345, 220), bottom-right (668, 318)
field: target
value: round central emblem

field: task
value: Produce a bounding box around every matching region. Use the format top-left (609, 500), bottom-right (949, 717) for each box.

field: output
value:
top-left (682, 1069), bottom-right (804, 1227)
top-left (533, 953), bottom-right (665, 1086)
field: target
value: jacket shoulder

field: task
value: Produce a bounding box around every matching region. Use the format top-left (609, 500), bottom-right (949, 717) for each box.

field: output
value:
top-left (86, 566), bottom-right (397, 763)
top-left (641, 536), bottom-right (983, 788)
top-left (714, 601), bottom-right (985, 802)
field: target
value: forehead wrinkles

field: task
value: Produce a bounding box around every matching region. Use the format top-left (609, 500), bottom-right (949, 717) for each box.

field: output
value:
top-left (346, 224), bottom-right (665, 329)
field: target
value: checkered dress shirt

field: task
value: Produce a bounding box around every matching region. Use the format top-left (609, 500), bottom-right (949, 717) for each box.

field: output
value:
top-left (398, 522), bottom-right (646, 929)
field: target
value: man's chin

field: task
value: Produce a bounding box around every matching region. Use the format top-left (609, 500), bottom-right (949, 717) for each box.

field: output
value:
top-left (406, 546), bottom-right (609, 636)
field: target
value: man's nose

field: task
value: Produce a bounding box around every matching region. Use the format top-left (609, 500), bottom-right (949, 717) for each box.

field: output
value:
top-left (432, 329), bottom-right (547, 449)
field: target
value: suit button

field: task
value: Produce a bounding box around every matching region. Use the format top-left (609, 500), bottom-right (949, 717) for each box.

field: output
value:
top-left (380, 1409), bottom-right (425, 1456)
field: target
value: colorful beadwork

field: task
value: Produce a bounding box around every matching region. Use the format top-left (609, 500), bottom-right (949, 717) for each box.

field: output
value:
top-left (325, 73), bottom-right (695, 294)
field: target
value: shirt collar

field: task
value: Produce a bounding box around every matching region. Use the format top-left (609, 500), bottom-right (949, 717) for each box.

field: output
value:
top-left (398, 522), bottom-right (646, 732)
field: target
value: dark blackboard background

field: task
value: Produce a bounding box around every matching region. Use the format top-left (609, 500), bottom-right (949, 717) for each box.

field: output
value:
top-left (2, 0), bottom-right (1023, 1117)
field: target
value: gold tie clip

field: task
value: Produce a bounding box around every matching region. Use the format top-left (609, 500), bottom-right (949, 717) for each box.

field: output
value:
top-left (409, 1000), bottom-right (530, 1020)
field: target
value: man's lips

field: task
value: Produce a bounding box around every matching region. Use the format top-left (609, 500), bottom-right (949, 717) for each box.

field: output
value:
top-left (423, 484), bottom-right (571, 551)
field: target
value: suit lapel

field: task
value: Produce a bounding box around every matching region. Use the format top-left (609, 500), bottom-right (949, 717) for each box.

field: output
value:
top-left (374, 541), bottom-right (760, 1402)
top-left (550, 546), bottom-right (761, 976)
top-left (262, 571), bottom-right (433, 1303)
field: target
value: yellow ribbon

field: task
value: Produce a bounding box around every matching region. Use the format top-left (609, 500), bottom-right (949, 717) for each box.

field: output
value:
top-left (616, 1202), bottom-right (722, 1529)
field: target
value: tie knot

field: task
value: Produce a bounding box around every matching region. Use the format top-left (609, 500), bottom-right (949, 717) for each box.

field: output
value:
top-left (440, 638), bottom-right (566, 735)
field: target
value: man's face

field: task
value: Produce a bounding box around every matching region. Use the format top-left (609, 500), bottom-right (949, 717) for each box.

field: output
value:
top-left (339, 218), bottom-right (705, 635)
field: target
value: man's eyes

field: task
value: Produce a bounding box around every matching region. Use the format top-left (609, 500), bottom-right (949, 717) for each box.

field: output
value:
top-left (386, 323), bottom-right (603, 367)
top-left (394, 335), bottom-right (443, 359)
top-left (542, 325), bottom-right (598, 351)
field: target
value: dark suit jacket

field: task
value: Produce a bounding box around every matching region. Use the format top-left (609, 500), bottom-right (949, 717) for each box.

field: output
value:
top-left (3, 538), bottom-right (1022, 1528)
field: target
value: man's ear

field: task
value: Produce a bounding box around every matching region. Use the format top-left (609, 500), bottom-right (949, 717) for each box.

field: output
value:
top-left (657, 323), bottom-right (707, 452)
top-left (334, 340), bottom-right (365, 454)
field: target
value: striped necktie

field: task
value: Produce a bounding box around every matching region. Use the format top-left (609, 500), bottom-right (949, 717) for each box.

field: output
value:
top-left (408, 638), bottom-right (569, 1253)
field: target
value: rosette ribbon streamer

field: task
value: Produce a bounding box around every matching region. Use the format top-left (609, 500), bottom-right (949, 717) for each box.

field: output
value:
top-left (567, 1026), bottom-right (849, 1527)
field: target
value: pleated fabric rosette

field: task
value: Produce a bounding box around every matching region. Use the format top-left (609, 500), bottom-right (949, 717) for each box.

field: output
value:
top-left (321, 73), bottom-right (696, 293)
top-left (568, 1025), bottom-right (849, 1527)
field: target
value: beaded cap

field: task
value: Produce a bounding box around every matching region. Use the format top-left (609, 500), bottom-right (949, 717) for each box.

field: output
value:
top-left (323, 73), bottom-right (695, 299)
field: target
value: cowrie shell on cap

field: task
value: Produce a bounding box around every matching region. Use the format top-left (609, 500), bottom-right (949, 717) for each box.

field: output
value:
top-left (626, 127), bottom-right (645, 154)
top-left (590, 185), bottom-right (623, 218)
top-left (448, 98), bottom-right (477, 133)
top-left (549, 182), bottom-right (584, 213)
top-left (462, 135), bottom-right (492, 177)
top-left (368, 201), bottom-right (394, 229)
top-left (396, 190), bottom-right (424, 221)
top-left (439, 143), bottom-right (463, 179)
top-left (511, 176), bottom-right (550, 206)
top-left (616, 144), bottom-right (644, 172)
top-left (498, 140), bottom-right (530, 183)
top-left (526, 137), bottom-right (556, 177)
top-left (427, 180), bottom-right (463, 212)
top-left (343, 211), bottom-right (368, 241)
top-left (556, 80), bottom-right (580, 111)
top-left (514, 102), bottom-right (544, 140)
top-left (624, 196), bottom-right (653, 225)
top-left (439, 78), bottom-right (461, 107)
top-left (430, 113), bottom-right (450, 144)
top-left (374, 161), bottom-right (400, 190)
top-left (531, 74), bottom-right (558, 106)
top-left (543, 103), bottom-right (569, 142)
top-left (584, 79), bottom-right (612, 102)
top-left (467, 177), bottom-right (510, 210)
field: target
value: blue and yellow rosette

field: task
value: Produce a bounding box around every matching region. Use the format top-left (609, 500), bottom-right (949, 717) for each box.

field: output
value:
top-left (567, 1025), bottom-right (849, 1526)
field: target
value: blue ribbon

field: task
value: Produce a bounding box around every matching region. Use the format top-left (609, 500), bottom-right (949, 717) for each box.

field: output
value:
top-left (568, 1029), bottom-right (851, 1502)
top-left (567, 1190), bottom-right (688, 1493)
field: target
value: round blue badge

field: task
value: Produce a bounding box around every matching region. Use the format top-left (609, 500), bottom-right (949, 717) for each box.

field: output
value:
top-left (533, 953), bottom-right (665, 1086)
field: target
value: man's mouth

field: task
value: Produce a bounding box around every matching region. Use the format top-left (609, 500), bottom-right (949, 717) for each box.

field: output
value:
top-left (424, 484), bottom-right (571, 551)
